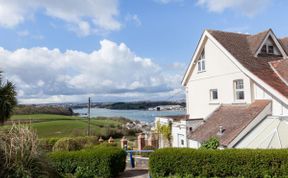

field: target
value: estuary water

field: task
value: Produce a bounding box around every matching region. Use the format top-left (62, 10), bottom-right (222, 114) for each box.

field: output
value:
top-left (73, 107), bottom-right (185, 123)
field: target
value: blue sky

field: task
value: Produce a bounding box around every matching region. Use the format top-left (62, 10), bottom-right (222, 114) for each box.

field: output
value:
top-left (0, 0), bottom-right (287, 103)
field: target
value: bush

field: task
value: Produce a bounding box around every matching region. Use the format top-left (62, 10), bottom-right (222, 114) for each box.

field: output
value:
top-left (39, 137), bottom-right (60, 152)
top-left (200, 137), bottom-right (219, 149)
top-left (53, 138), bottom-right (82, 151)
top-left (49, 146), bottom-right (127, 178)
top-left (149, 148), bottom-right (288, 177)
top-left (0, 124), bottom-right (59, 178)
top-left (52, 136), bottom-right (99, 152)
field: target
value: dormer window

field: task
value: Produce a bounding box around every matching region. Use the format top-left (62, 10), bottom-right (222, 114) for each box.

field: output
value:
top-left (197, 49), bottom-right (205, 72)
top-left (268, 45), bottom-right (274, 54)
top-left (261, 45), bottom-right (267, 54)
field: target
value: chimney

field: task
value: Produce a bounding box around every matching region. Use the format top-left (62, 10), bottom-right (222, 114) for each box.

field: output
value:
top-left (217, 125), bottom-right (224, 136)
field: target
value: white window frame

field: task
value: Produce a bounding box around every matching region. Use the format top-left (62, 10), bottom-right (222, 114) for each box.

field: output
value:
top-left (210, 89), bottom-right (218, 101)
top-left (234, 79), bottom-right (245, 101)
top-left (197, 49), bottom-right (205, 72)
top-left (260, 44), bottom-right (275, 54)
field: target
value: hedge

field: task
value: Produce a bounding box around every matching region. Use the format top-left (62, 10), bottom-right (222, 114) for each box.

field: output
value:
top-left (39, 136), bottom-right (99, 152)
top-left (149, 148), bottom-right (288, 177)
top-left (49, 146), bottom-right (126, 178)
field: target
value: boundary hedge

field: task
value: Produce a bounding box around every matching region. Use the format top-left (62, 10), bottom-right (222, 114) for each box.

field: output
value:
top-left (49, 146), bottom-right (126, 178)
top-left (149, 148), bottom-right (288, 177)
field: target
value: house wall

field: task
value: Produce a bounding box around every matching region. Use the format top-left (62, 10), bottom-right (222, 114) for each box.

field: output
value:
top-left (186, 38), bottom-right (252, 119)
top-left (253, 83), bottom-right (288, 116)
top-left (188, 139), bottom-right (201, 148)
top-left (171, 121), bottom-right (187, 147)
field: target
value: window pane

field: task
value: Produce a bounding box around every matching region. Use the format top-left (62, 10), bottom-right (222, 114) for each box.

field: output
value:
top-left (202, 60), bottom-right (205, 71)
top-left (261, 45), bottom-right (267, 53)
top-left (210, 89), bottom-right (218, 100)
top-left (268, 46), bottom-right (274, 54)
top-left (236, 80), bottom-right (244, 89)
top-left (236, 91), bottom-right (245, 100)
top-left (198, 61), bottom-right (201, 71)
top-left (213, 90), bottom-right (218, 100)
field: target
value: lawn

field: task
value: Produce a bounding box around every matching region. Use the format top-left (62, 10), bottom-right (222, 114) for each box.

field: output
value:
top-left (2, 114), bottom-right (129, 138)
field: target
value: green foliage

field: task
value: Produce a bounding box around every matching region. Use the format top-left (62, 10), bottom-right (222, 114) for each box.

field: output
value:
top-left (39, 137), bottom-right (60, 152)
top-left (7, 114), bottom-right (136, 139)
top-left (40, 136), bottom-right (99, 152)
top-left (0, 72), bottom-right (17, 125)
top-left (13, 105), bottom-right (74, 116)
top-left (49, 146), bottom-right (127, 178)
top-left (200, 137), bottom-right (219, 149)
top-left (53, 138), bottom-right (82, 151)
top-left (0, 123), bottom-right (59, 178)
top-left (149, 148), bottom-right (288, 177)
top-left (156, 121), bottom-right (172, 146)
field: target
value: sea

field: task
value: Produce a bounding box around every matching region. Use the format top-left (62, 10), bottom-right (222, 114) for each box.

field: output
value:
top-left (73, 107), bottom-right (185, 123)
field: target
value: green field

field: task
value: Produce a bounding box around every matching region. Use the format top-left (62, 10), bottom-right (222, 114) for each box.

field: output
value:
top-left (2, 114), bottom-right (130, 138)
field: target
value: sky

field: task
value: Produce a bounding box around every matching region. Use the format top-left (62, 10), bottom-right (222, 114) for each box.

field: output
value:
top-left (0, 0), bottom-right (287, 104)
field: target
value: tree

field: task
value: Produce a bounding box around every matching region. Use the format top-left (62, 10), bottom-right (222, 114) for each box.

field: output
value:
top-left (0, 72), bottom-right (17, 125)
top-left (156, 120), bottom-right (172, 147)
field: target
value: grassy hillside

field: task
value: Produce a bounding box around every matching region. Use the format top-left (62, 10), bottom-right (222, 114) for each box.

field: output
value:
top-left (2, 114), bottom-right (136, 138)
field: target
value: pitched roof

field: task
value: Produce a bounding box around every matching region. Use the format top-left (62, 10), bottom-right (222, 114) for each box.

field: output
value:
top-left (270, 59), bottom-right (288, 85)
top-left (188, 100), bottom-right (271, 147)
top-left (208, 30), bottom-right (288, 100)
top-left (279, 37), bottom-right (288, 54)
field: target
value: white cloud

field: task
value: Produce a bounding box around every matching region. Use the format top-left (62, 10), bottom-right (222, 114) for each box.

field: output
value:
top-left (0, 0), bottom-right (121, 36)
top-left (0, 40), bottom-right (183, 104)
top-left (197, 0), bottom-right (271, 16)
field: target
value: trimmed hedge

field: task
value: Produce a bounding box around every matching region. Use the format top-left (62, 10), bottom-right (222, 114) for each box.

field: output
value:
top-left (149, 148), bottom-right (288, 177)
top-left (39, 137), bottom-right (60, 152)
top-left (49, 146), bottom-right (126, 178)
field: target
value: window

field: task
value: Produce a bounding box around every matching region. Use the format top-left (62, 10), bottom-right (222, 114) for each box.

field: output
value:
top-left (261, 45), bottom-right (267, 53)
top-left (261, 44), bottom-right (275, 54)
top-left (197, 49), bottom-right (205, 72)
top-left (268, 45), bottom-right (274, 54)
top-left (210, 89), bottom-right (218, 101)
top-left (181, 139), bottom-right (184, 145)
top-left (234, 80), bottom-right (245, 101)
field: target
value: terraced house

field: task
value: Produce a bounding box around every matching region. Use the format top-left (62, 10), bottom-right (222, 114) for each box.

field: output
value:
top-left (156, 29), bottom-right (288, 149)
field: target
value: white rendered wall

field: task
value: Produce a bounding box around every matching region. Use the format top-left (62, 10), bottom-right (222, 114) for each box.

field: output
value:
top-left (188, 139), bottom-right (201, 148)
top-left (253, 83), bottom-right (288, 116)
top-left (171, 121), bottom-right (187, 148)
top-left (186, 38), bottom-right (252, 119)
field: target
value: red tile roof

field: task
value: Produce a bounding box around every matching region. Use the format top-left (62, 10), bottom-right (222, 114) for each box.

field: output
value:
top-left (188, 100), bottom-right (271, 147)
top-left (270, 59), bottom-right (288, 84)
top-left (208, 30), bottom-right (288, 99)
top-left (279, 37), bottom-right (288, 55)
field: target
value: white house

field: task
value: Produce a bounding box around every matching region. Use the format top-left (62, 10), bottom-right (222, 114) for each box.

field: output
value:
top-left (156, 29), bottom-right (288, 149)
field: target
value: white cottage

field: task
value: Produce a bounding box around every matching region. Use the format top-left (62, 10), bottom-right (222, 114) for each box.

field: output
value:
top-left (157, 29), bottom-right (288, 149)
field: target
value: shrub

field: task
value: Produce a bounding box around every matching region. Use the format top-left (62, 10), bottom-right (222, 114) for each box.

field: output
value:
top-left (149, 148), bottom-right (288, 177)
top-left (39, 137), bottom-right (60, 152)
top-left (53, 138), bottom-right (82, 151)
top-left (200, 137), bottom-right (219, 149)
top-left (0, 123), bottom-right (59, 178)
top-left (52, 136), bottom-right (99, 152)
top-left (49, 146), bottom-right (127, 178)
